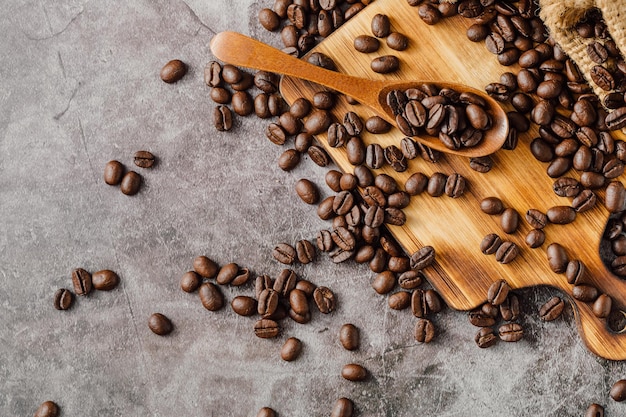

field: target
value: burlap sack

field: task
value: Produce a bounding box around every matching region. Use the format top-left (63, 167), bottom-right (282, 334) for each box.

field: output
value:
top-left (539, 0), bottom-right (626, 105)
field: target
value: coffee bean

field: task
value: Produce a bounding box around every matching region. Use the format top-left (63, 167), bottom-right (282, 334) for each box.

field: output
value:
top-left (308, 145), bottom-right (330, 167)
top-left (213, 105), bottom-right (232, 131)
top-left (104, 160), bottom-right (125, 185)
top-left (231, 91), bottom-right (253, 116)
top-left (280, 337), bottom-right (303, 361)
top-left (160, 59), bottom-right (187, 83)
top-left (525, 229), bottom-right (545, 248)
top-left (606, 107), bottom-right (626, 130)
top-left (495, 241), bottom-right (519, 264)
top-left (546, 243), bottom-right (568, 273)
top-left (294, 178), bottom-right (320, 205)
top-left (304, 109), bottom-right (332, 135)
top-left (273, 243), bottom-right (297, 264)
top-left (215, 262), bottom-right (238, 285)
top-left (34, 401), bottom-right (59, 417)
top-left (410, 246), bottom-right (435, 270)
top-left (277, 149), bottom-right (300, 171)
top-left (313, 286), bottom-right (335, 313)
top-left (475, 327), bottom-right (497, 348)
top-left (480, 233), bottom-right (502, 255)
top-left (468, 309), bottom-right (496, 327)
top-left (371, 13), bottom-right (391, 38)
top-left (572, 189), bottom-right (597, 213)
top-left (388, 291), bottom-right (411, 310)
top-left (295, 239), bottom-right (316, 264)
top-left (487, 279), bottom-right (510, 306)
top-left (387, 32), bottom-right (409, 51)
top-left (148, 313), bottom-right (173, 335)
top-left (259, 8), bottom-right (280, 31)
top-left (331, 398), bottom-right (354, 417)
top-left (340, 323), bottom-right (360, 351)
top-left (539, 296), bottom-right (564, 321)
top-left (606, 181), bottom-right (626, 212)
top-left (342, 363), bottom-right (368, 381)
top-left (500, 207), bottom-right (519, 234)
top-left (257, 407), bottom-right (277, 417)
top-left (193, 255), bottom-right (218, 279)
top-left (500, 294), bottom-right (520, 321)
top-left (131, 150), bottom-right (156, 169)
top-left (92, 269), bottom-right (119, 291)
top-left (289, 288), bottom-right (309, 316)
top-left (546, 206), bottom-right (576, 224)
top-left (585, 403), bottom-right (604, 417)
top-left (572, 284), bottom-right (599, 302)
top-left (231, 295), bottom-right (257, 316)
top-left (427, 172), bottom-right (447, 197)
top-left (120, 171), bottom-right (141, 195)
top-left (553, 177), bottom-right (581, 198)
top-left (590, 65), bottom-right (615, 91)
top-left (53, 288), bottom-right (73, 310)
top-left (397, 270), bottom-right (423, 290)
top-left (611, 379), bottom-right (626, 402)
top-left (479, 197), bottom-right (504, 215)
top-left (372, 271), bottom-right (395, 294)
top-left (414, 318), bottom-right (435, 343)
top-left (254, 318), bottom-right (280, 338)
top-left (525, 209), bottom-right (547, 229)
top-left (199, 282), bottom-right (224, 311)
top-left (371, 55), bottom-right (400, 74)
top-left (71, 268), bottom-right (92, 296)
top-left (498, 323), bottom-right (523, 342)
top-left (204, 61), bottom-right (222, 87)
top-left (592, 294), bottom-right (612, 318)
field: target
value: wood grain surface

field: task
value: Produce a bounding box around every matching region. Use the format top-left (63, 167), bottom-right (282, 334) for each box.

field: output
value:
top-left (280, 0), bottom-right (626, 360)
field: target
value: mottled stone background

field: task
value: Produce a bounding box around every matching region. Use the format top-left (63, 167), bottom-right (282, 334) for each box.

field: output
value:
top-left (0, 1), bottom-right (623, 416)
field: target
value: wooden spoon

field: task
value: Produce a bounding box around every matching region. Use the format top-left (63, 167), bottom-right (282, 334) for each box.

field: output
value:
top-left (210, 31), bottom-right (508, 158)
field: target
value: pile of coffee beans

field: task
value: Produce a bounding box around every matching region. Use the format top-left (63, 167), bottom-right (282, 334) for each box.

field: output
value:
top-left (53, 268), bottom-right (120, 311)
top-left (387, 85), bottom-right (494, 150)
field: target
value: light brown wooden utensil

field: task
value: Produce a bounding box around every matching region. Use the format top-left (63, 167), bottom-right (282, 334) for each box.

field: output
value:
top-left (210, 31), bottom-right (508, 158)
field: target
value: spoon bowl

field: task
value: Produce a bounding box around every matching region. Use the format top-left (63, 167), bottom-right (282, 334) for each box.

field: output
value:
top-left (210, 31), bottom-right (508, 158)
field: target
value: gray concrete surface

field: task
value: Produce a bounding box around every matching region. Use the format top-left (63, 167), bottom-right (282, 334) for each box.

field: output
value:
top-left (1, 1), bottom-right (625, 416)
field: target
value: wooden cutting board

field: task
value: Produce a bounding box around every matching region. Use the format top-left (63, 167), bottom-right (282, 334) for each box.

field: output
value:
top-left (280, 0), bottom-right (626, 360)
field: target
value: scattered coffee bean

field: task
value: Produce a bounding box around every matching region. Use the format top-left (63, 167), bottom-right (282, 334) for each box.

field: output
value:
top-left (231, 295), bottom-right (257, 316)
top-left (120, 171), bottom-right (142, 196)
top-left (525, 229), bottom-right (545, 248)
top-left (585, 403), bottom-right (604, 417)
top-left (331, 398), bottom-right (354, 417)
top-left (313, 286), bottom-right (335, 313)
top-left (487, 279), bottom-right (510, 306)
top-left (546, 206), bottom-right (576, 224)
top-left (475, 327), bottom-right (497, 348)
top-left (295, 179), bottom-right (320, 205)
top-left (572, 284), bottom-right (599, 302)
top-left (414, 318), bottom-right (435, 343)
top-left (480, 197), bottom-right (504, 215)
top-left (257, 407), bottom-right (277, 417)
top-left (500, 207), bottom-right (519, 234)
top-left (342, 363), bottom-right (368, 381)
top-left (592, 294), bottom-right (612, 318)
top-left (498, 323), bottom-right (523, 342)
top-left (611, 379), bottom-right (626, 402)
top-left (410, 246), bottom-right (436, 270)
top-left (340, 323), bottom-right (360, 351)
top-left (34, 401), bottom-right (59, 417)
top-left (389, 291), bottom-right (412, 310)
top-left (539, 296), bottom-right (565, 321)
top-left (199, 282), bottom-right (224, 311)
top-left (92, 269), bottom-right (119, 291)
top-left (214, 105), bottom-right (233, 131)
top-left (104, 160), bottom-right (125, 185)
top-left (387, 32), bottom-right (409, 51)
top-left (71, 268), bottom-right (92, 296)
top-left (160, 59), bottom-right (187, 83)
top-left (254, 318), bottom-right (280, 338)
top-left (53, 288), bottom-right (73, 310)
top-left (273, 243), bottom-right (297, 264)
top-left (148, 313), bottom-right (173, 335)
top-left (371, 55), bottom-right (400, 74)
top-left (193, 255), bottom-right (218, 279)
top-left (281, 337), bottom-right (303, 361)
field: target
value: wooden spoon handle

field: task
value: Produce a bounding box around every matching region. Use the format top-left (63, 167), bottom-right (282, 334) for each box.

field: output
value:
top-left (210, 31), bottom-right (383, 106)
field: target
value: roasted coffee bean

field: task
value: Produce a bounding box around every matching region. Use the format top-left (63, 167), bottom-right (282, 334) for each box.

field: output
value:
top-left (340, 323), bottom-right (360, 351)
top-left (525, 229), bottom-right (545, 248)
top-left (425, 289), bottom-right (444, 313)
top-left (546, 157), bottom-right (572, 178)
top-left (257, 407), bottom-right (277, 417)
top-left (313, 286), bottom-right (335, 313)
top-left (371, 13), bottom-right (391, 38)
top-left (279, 111), bottom-right (302, 136)
top-left (368, 248), bottom-right (387, 271)
top-left (525, 209), bottom-right (547, 229)
top-left (554, 138), bottom-right (580, 158)
top-left (593, 294), bottom-right (612, 318)
top-left (231, 296), bottom-right (257, 316)
top-left (313, 91), bottom-right (336, 110)
top-left (72, 268), bottom-right (92, 296)
top-left (414, 318), bottom-right (435, 343)
top-left (278, 149), bottom-right (300, 171)
top-left (289, 98), bottom-right (311, 120)
top-left (199, 282), bottom-right (224, 311)
top-left (480, 197), bottom-right (504, 215)
top-left (495, 241), bottom-right (519, 264)
top-left (547, 206), bottom-right (576, 224)
top-left (281, 337), bottom-right (303, 361)
top-left (296, 239), bottom-right (316, 264)
top-left (487, 279), bottom-right (510, 306)
top-left (553, 177), bottom-right (581, 197)
top-left (92, 269), bottom-right (119, 291)
top-left (498, 323), bottom-right (523, 342)
top-left (295, 178), bottom-right (320, 205)
top-left (385, 145), bottom-right (407, 172)
top-left (203, 62), bottom-right (222, 87)
top-left (539, 296), bottom-right (565, 321)
top-left (221, 64), bottom-right (242, 84)
top-left (611, 379), bottom-right (626, 402)
top-left (330, 397), bottom-right (354, 417)
top-left (331, 226), bottom-right (356, 251)
top-left (193, 255), bottom-right (218, 279)
top-left (500, 294), bottom-right (520, 321)
top-left (398, 270), bottom-right (423, 290)
top-left (427, 172), bottom-right (447, 197)
top-left (104, 160), bottom-right (125, 185)
top-left (547, 243), bottom-right (568, 273)
top-left (468, 309), bottom-right (496, 327)
top-left (467, 23), bottom-right (489, 42)
top-left (405, 172), bottom-right (428, 195)
top-left (160, 59), bottom-right (187, 83)
top-left (317, 197), bottom-right (335, 220)
top-left (387, 32), bottom-right (409, 51)
top-left (606, 107), bottom-right (626, 130)
top-left (410, 246), bottom-right (435, 270)
top-left (148, 313), bottom-right (173, 335)
top-left (307, 52), bottom-right (337, 70)
top-left (444, 173), bottom-right (466, 198)
top-left (584, 403), bottom-right (604, 417)
top-left (371, 55), bottom-right (400, 74)
top-left (254, 93), bottom-right (271, 119)
top-left (500, 208), bottom-right (519, 234)
top-left (565, 259), bottom-right (585, 285)
top-left (354, 245), bottom-right (375, 264)
top-left (53, 288), bottom-right (73, 310)
top-left (120, 171), bottom-right (141, 195)
top-left (480, 233), bottom-right (502, 255)
top-left (259, 8), bottom-right (281, 31)
top-left (254, 318), bottom-right (280, 338)
top-left (374, 173), bottom-right (397, 194)
top-left (372, 270), bottom-right (396, 294)
top-left (590, 65), bottom-right (615, 91)
top-left (289, 288), bottom-right (309, 316)
top-left (342, 363), bottom-right (368, 381)
top-left (572, 284), bottom-right (599, 302)
top-left (606, 181), bottom-right (626, 213)
top-left (133, 150), bottom-right (155, 169)
top-left (304, 109), bottom-right (332, 135)
top-left (611, 256), bottom-right (626, 276)
top-left (214, 105), bottom-right (233, 131)
top-left (272, 269), bottom-right (296, 297)
top-left (216, 262), bottom-right (239, 285)
top-left (273, 243), bottom-right (297, 264)
top-left (255, 275), bottom-right (273, 299)
top-left (411, 289), bottom-right (428, 318)
top-left (34, 401), bottom-right (59, 417)
top-left (308, 145), bottom-right (330, 167)
top-left (389, 291), bottom-right (412, 310)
